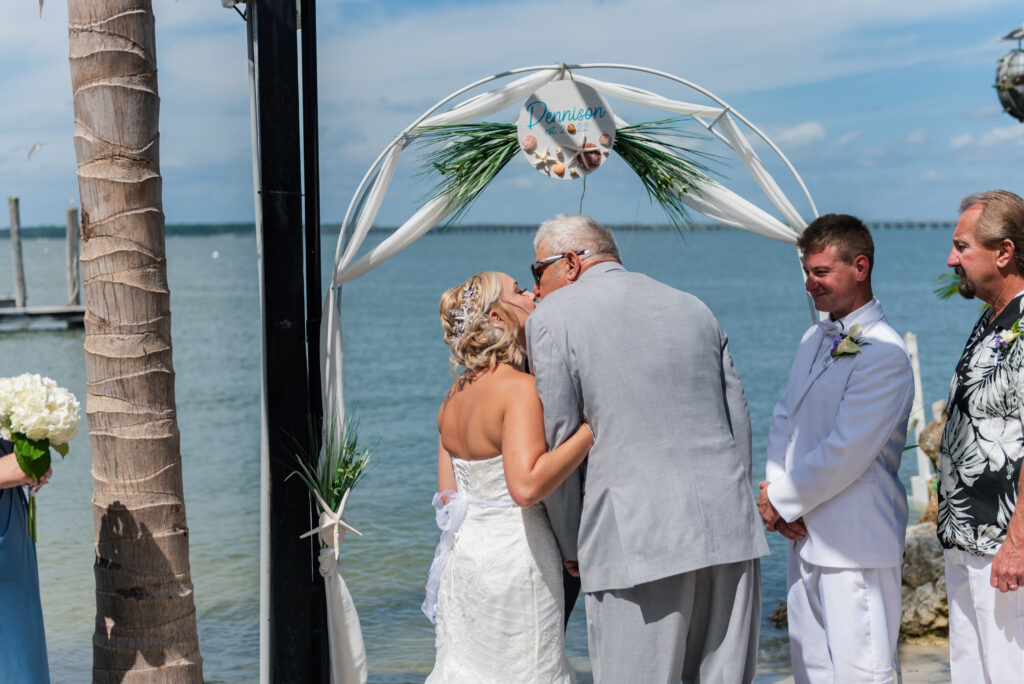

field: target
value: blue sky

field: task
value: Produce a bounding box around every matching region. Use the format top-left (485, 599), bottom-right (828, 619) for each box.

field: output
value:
top-left (1, 0), bottom-right (1022, 228)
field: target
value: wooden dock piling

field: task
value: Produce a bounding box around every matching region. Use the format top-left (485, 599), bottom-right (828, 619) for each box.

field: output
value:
top-left (8, 196), bottom-right (26, 307)
top-left (66, 207), bottom-right (80, 306)
top-left (0, 197), bottom-right (84, 330)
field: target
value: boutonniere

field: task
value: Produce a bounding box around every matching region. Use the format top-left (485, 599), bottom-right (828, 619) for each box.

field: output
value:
top-left (830, 322), bottom-right (869, 358)
top-left (995, 318), bottom-right (1021, 351)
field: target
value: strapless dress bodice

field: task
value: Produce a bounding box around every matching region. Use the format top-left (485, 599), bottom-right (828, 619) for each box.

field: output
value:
top-left (451, 454), bottom-right (514, 504)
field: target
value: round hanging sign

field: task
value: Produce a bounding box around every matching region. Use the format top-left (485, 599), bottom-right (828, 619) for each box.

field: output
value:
top-left (516, 80), bottom-right (616, 180)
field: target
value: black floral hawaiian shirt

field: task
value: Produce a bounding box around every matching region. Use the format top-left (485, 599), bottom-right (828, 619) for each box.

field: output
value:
top-left (938, 294), bottom-right (1024, 556)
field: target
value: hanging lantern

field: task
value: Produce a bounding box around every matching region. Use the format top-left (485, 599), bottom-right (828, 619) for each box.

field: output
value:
top-left (996, 23), bottom-right (1024, 123)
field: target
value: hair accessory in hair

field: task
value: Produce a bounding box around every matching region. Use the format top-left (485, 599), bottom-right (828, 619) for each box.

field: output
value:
top-left (450, 284), bottom-right (476, 336)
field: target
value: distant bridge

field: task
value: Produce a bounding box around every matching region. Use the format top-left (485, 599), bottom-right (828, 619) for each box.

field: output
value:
top-left (408, 221), bottom-right (958, 234)
top-left (0, 221), bottom-right (958, 239)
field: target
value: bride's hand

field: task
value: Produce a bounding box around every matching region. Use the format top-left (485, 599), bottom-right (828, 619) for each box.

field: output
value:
top-left (563, 558), bottom-right (580, 577)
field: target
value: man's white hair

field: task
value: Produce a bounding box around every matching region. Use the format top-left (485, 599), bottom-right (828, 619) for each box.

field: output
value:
top-left (533, 214), bottom-right (620, 260)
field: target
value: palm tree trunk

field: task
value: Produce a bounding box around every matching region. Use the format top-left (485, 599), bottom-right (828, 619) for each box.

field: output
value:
top-left (67, 1), bottom-right (202, 681)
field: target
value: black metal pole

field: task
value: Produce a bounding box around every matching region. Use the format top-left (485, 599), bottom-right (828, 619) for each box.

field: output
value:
top-left (299, 0), bottom-right (328, 678)
top-left (301, 0), bottom-right (323, 443)
top-left (249, 2), bottom-right (325, 681)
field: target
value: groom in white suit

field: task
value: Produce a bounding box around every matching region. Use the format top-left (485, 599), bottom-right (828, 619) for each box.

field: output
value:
top-left (758, 214), bottom-right (915, 683)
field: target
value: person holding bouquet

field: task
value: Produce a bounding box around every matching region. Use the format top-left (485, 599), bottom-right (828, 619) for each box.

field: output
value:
top-left (0, 438), bottom-right (51, 682)
top-left (0, 372), bottom-right (78, 684)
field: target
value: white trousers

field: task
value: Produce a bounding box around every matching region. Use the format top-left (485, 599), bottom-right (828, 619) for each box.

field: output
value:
top-left (787, 553), bottom-right (901, 684)
top-left (945, 547), bottom-right (1024, 684)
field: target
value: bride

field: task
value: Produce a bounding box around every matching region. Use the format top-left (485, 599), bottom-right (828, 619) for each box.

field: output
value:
top-left (423, 271), bottom-right (593, 683)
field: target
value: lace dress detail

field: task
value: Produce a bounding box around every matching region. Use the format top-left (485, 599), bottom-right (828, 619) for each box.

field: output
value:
top-left (425, 455), bottom-right (574, 684)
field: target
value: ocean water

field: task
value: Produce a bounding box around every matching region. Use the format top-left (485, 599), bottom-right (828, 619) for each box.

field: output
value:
top-left (0, 225), bottom-right (976, 682)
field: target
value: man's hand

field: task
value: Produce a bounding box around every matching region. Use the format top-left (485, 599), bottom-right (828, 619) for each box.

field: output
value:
top-left (757, 481), bottom-right (781, 528)
top-left (563, 558), bottom-right (580, 578)
top-left (758, 481), bottom-right (807, 541)
top-left (775, 517), bottom-right (807, 541)
top-left (991, 528), bottom-right (1024, 592)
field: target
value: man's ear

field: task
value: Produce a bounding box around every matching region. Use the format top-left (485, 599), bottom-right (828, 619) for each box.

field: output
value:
top-left (996, 238), bottom-right (1016, 270)
top-left (564, 251), bottom-right (584, 283)
top-left (853, 254), bottom-right (870, 283)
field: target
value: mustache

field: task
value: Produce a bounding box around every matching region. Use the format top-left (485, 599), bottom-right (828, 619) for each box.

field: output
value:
top-left (955, 265), bottom-right (966, 278)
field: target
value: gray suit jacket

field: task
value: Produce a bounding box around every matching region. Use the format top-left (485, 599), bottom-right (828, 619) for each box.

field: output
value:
top-left (526, 261), bottom-right (769, 593)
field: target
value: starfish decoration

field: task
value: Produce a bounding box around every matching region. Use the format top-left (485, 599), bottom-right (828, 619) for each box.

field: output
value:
top-left (300, 487), bottom-right (363, 561)
top-left (531, 147), bottom-right (558, 174)
top-left (561, 135), bottom-right (603, 171)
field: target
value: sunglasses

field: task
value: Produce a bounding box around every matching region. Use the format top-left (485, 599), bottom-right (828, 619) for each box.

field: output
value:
top-left (530, 250), bottom-right (590, 284)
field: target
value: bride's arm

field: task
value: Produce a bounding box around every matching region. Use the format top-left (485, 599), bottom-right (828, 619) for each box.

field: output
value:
top-left (501, 374), bottom-right (593, 508)
top-left (437, 435), bottom-right (457, 496)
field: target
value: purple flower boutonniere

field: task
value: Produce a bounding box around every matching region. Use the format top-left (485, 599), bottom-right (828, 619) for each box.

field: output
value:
top-left (995, 318), bottom-right (1021, 351)
top-left (830, 322), bottom-right (869, 358)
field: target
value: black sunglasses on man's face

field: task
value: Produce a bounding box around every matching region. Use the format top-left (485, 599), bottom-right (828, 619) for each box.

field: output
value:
top-left (530, 250), bottom-right (590, 285)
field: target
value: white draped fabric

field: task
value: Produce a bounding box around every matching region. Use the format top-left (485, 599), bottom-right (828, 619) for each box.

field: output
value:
top-left (320, 549), bottom-right (369, 683)
top-left (315, 64), bottom-right (816, 683)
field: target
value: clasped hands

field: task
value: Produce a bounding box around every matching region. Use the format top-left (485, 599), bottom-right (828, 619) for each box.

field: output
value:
top-left (757, 481), bottom-right (806, 541)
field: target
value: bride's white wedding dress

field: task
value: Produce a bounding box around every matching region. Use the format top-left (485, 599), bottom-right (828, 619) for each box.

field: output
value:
top-left (423, 454), bottom-right (575, 683)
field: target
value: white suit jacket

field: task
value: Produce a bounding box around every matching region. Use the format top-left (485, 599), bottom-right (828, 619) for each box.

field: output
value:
top-left (766, 298), bottom-right (914, 569)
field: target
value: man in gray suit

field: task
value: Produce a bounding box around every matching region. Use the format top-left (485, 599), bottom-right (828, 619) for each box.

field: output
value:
top-left (525, 214), bottom-right (769, 683)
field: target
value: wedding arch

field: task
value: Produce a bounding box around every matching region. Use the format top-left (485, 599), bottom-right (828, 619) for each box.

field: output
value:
top-left (311, 62), bottom-right (820, 683)
top-left (323, 62), bottom-right (819, 423)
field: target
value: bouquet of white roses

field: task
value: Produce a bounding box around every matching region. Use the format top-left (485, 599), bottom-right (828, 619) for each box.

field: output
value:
top-left (0, 373), bottom-right (80, 541)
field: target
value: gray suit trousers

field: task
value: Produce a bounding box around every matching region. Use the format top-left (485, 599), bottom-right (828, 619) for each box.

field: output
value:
top-left (585, 558), bottom-right (761, 684)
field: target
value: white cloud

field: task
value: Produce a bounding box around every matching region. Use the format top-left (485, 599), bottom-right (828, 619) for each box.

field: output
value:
top-left (509, 176), bottom-right (536, 189)
top-left (976, 125), bottom-right (1024, 147)
top-left (772, 121), bottom-right (827, 149)
top-left (838, 130), bottom-right (864, 146)
top-left (950, 125), bottom-right (1024, 150)
top-left (963, 103), bottom-right (1004, 119)
top-left (950, 133), bottom-right (974, 149)
top-left (905, 129), bottom-right (926, 144)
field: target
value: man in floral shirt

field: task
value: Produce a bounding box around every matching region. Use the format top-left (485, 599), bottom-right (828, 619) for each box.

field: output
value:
top-left (940, 189), bottom-right (1024, 682)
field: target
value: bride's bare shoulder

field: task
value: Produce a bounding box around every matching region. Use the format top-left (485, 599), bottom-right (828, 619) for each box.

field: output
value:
top-left (491, 364), bottom-right (535, 396)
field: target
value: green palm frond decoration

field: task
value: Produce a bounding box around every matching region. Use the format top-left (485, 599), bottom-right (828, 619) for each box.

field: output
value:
top-left (612, 119), bottom-right (716, 230)
top-left (289, 415), bottom-right (372, 512)
top-left (412, 118), bottom-right (717, 230)
top-left (413, 122), bottom-right (521, 225)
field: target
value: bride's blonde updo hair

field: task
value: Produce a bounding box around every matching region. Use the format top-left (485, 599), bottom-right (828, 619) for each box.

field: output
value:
top-left (440, 271), bottom-right (525, 381)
